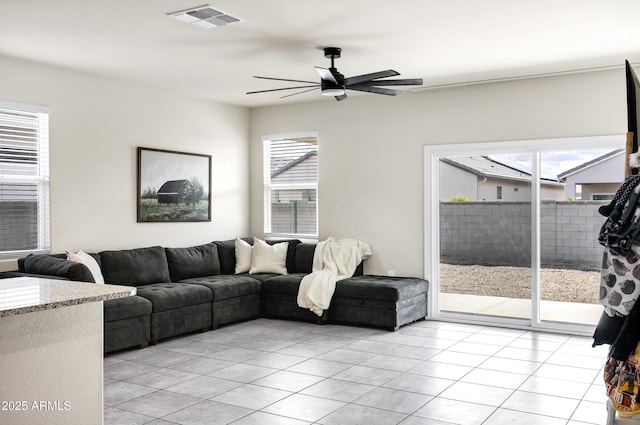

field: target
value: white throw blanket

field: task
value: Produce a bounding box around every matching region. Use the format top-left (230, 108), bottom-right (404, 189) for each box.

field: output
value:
top-left (297, 238), bottom-right (372, 316)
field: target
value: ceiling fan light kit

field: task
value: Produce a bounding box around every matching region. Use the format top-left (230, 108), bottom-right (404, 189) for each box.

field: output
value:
top-left (321, 88), bottom-right (346, 96)
top-left (247, 47), bottom-right (423, 101)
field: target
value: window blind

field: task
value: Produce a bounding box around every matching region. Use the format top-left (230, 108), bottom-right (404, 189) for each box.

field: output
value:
top-left (0, 102), bottom-right (50, 258)
top-left (264, 135), bottom-right (318, 238)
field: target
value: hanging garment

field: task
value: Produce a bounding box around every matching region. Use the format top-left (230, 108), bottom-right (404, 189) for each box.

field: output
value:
top-left (600, 248), bottom-right (640, 316)
top-left (593, 297), bottom-right (640, 361)
top-left (599, 176), bottom-right (640, 316)
top-left (604, 341), bottom-right (640, 416)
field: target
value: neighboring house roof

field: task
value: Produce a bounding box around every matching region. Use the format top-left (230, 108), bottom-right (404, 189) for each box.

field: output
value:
top-left (271, 151), bottom-right (317, 178)
top-left (441, 156), bottom-right (561, 185)
top-left (158, 179), bottom-right (188, 195)
top-left (557, 149), bottom-right (624, 181)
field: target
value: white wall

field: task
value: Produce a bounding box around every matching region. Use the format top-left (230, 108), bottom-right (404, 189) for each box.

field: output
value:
top-left (0, 55), bottom-right (250, 271)
top-left (249, 69), bottom-right (626, 277)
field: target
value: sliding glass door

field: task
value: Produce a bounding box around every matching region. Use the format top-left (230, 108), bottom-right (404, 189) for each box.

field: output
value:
top-left (538, 150), bottom-right (614, 325)
top-left (425, 136), bottom-right (625, 333)
top-left (438, 153), bottom-right (532, 320)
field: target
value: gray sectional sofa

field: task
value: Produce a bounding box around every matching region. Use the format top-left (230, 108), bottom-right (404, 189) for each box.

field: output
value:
top-left (0, 238), bottom-right (429, 353)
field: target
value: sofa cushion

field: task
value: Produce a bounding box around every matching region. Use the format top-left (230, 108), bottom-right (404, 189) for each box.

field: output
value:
top-left (293, 243), bottom-right (365, 276)
top-left (103, 295), bottom-right (152, 322)
top-left (250, 238), bottom-right (288, 275)
top-left (21, 254), bottom-right (95, 282)
top-left (234, 237), bottom-right (253, 274)
top-left (67, 250), bottom-right (104, 284)
top-left (165, 243), bottom-right (220, 281)
top-left (214, 238), bottom-right (253, 275)
top-left (100, 246), bottom-right (171, 286)
top-left (136, 282), bottom-right (212, 312)
top-left (261, 274), bottom-right (306, 295)
top-left (272, 239), bottom-right (302, 274)
top-left (335, 275), bottom-right (429, 302)
top-left (240, 272), bottom-right (278, 283)
top-left (180, 275), bottom-right (261, 300)
top-left (18, 252), bottom-right (63, 271)
top-left (294, 243), bottom-right (316, 273)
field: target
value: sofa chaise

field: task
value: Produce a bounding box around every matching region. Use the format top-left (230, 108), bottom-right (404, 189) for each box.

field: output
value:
top-left (0, 238), bottom-right (429, 353)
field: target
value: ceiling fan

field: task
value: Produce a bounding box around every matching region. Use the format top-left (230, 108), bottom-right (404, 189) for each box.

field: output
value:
top-left (246, 47), bottom-right (423, 101)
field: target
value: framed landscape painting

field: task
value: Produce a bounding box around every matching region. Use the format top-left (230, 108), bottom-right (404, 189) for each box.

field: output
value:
top-left (137, 147), bottom-right (211, 222)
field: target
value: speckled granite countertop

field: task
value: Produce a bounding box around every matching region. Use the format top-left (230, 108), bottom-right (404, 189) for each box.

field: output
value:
top-left (0, 277), bottom-right (136, 317)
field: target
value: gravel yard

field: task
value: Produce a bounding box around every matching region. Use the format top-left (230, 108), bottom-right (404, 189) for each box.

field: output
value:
top-left (439, 263), bottom-right (600, 304)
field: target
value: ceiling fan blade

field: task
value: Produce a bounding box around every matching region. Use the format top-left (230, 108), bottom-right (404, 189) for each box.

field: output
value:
top-left (246, 85), bottom-right (319, 95)
top-left (348, 78), bottom-right (423, 87)
top-left (253, 76), bottom-right (319, 84)
top-left (335, 94), bottom-right (348, 101)
top-left (280, 87), bottom-right (319, 99)
top-left (314, 66), bottom-right (337, 84)
top-left (346, 85), bottom-right (400, 96)
top-left (343, 70), bottom-right (400, 86)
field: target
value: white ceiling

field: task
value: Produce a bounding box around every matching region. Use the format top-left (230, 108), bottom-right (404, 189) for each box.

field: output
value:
top-left (2, 0), bottom-right (640, 108)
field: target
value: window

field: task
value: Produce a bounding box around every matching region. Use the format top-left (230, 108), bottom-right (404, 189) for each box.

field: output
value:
top-left (575, 184), bottom-right (583, 200)
top-left (496, 185), bottom-right (502, 200)
top-left (0, 101), bottom-right (50, 258)
top-left (263, 133), bottom-right (318, 238)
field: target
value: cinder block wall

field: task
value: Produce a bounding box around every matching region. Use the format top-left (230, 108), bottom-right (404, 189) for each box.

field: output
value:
top-left (0, 201), bottom-right (38, 251)
top-left (440, 200), bottom-right (606, 270)
top-left (271, 201), bottom-right (316, 234)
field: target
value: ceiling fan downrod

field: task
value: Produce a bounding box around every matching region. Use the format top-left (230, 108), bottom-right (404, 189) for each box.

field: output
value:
top-left (324, 47), bottom-right (342, 64)
top-left (322, 47), bottom-right (345, 90)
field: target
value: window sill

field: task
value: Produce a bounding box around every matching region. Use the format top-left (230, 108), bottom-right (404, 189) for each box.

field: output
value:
top-left (264, 234), bottom-right (318, 244)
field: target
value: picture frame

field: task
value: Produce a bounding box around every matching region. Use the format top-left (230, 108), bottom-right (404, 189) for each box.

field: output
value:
top-left (137, 147), bottom-right (211, 222)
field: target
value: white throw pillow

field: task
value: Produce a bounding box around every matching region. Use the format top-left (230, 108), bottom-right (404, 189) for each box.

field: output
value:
top-left (249, 238), bottom-right (289, 275)
top-left (234, 237), bottom-right (253, 274)
top-left (67, 250), bottom-right (105, 284)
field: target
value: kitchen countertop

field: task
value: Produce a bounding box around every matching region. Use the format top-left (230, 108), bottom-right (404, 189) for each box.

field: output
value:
top-left (0, 277), bottom-right (136, 317)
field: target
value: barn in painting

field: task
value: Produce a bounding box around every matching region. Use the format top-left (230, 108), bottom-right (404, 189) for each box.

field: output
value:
top-left (157, 179), bottom-right (189, 204)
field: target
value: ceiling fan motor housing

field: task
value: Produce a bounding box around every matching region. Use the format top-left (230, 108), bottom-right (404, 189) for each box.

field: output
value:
top-left (321, 68), bottom-right (345, 96)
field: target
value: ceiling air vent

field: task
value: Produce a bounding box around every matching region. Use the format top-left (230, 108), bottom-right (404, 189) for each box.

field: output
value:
top-left (167, 5), bottom-right (243, 28)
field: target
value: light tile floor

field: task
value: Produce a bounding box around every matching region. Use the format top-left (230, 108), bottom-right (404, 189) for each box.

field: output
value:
top-left (104, 318), bottom-right (638, 425)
